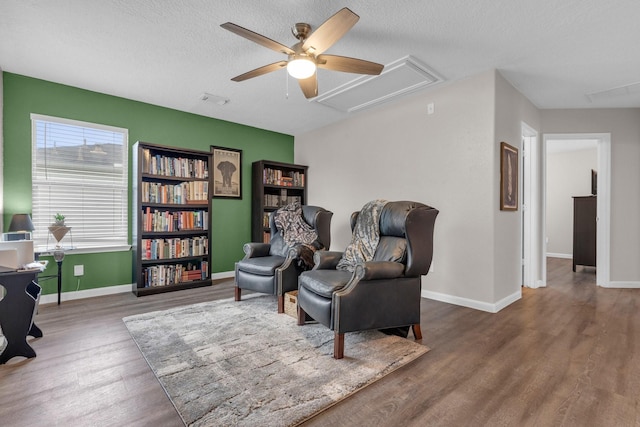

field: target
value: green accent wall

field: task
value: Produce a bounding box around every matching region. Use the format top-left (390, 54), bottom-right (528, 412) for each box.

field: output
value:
top-left (2, 72), bottom-right (294, 295)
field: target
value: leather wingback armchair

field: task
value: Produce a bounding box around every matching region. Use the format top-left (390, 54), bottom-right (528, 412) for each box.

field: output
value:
top-left (235, 205), bottom-right (333, 313)
top-left (297, 201), bottom-right (438, 358)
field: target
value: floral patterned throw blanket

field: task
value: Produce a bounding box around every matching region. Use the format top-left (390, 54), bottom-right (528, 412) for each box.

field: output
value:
top-left (337, 199), bottom-right (389, 272)
top-left (273, 202), bottom-right (322, 269)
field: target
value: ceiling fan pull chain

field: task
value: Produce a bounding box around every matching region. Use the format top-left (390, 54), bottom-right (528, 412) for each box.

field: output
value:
top-left (285, 71), bottom-right (289, 99)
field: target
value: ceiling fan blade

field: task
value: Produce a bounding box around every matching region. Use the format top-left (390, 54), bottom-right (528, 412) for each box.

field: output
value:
top-left (231, 61), bottom-right (288, 82)
top-left (221, 22), bottom-right (294, 55)
top-left (316, 54), bottom-right (384, 75)
top-left (298, 73), bottom-right (318, 99)
top-left (302, 8), bottom-right (359, 55)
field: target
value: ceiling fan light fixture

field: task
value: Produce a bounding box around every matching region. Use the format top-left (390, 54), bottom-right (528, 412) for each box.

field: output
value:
top-left (287, 57), bottom-right (316, 79)
top-left (222, 8), bottom-right (381, 98)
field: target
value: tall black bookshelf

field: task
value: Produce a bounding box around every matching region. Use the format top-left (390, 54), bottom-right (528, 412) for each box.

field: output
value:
top-left (252, 160), bottom-right (308, 242)
top-left (132, 141), bottom-right (213, 296)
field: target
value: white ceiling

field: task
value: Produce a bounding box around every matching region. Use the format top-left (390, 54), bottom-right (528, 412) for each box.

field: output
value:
top-left (1, 0), bottom-right (639, 136)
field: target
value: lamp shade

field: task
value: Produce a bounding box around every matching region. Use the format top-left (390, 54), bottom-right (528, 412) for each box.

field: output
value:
top-left (287, 57), bottom-right (316, 79)
top-left (9, 214), bottom-right (35, 232)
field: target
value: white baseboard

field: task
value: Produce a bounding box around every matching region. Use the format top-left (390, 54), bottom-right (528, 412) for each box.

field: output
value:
top-left (421, 289), bottom-right (522, 313)
top-left (211, 271), bottom-right (234, 281)
top-left (494, 290), bottom-right (523, 312)
top-left (39, 283), bottom-right (132, 305)
top-left (38, 272), bottom-right (236, 305)
top-left (526, 279), bottom-right (546, 289)
top-left (600, 281), bottom-right (640, 289)
top-left (546, 253), bottom-right (572, 259)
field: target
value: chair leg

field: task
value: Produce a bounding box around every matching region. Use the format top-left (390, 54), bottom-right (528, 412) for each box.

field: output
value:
top-left (412, 324), bottom-right (422, 340)
top-left (297, 305), bottom-right (306, 326)
top-left (234, 286), bottom-right (241, 301)
top-left (334, 332), bottom-right (344, 359)
top-left (277, 295), bottom-right (284, 313)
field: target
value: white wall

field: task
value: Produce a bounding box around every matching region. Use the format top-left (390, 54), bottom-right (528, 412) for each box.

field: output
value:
top-left (295, 72), bottom-right (640, 305)
top-left (541, 109), bottom-right (640, 283)
top-left (296, 69), bottom-right (540, 311)
top-left (546, 148), bottom-right (597, 256)
top-left (494, 72), bottom-right (542, 301)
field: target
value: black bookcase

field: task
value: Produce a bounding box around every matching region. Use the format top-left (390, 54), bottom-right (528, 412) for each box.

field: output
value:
top-left (132, 141), bottom-right (213, 296)
top-left (251, 160), bottom-right (308, 243)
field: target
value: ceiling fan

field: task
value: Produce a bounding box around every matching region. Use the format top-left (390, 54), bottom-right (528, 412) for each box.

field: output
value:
top-left (220, 7), bottom-right (384, 99)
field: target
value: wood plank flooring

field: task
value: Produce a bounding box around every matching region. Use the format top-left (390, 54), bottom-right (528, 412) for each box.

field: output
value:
top-left (1, 258), bottom-right (638, 426)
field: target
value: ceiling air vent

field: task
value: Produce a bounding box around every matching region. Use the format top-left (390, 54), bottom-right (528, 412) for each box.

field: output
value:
top-left (313, 55), bottom-right (443, 113)
top-left (586, 81), bottom-right (640, 103)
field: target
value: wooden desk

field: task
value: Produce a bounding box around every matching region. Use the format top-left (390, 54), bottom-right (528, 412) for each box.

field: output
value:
top-left (0, 268), bottom-right (42, 364)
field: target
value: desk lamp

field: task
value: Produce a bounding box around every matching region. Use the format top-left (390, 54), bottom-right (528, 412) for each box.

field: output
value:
top-left (7, 214), bottom-right (35, 240)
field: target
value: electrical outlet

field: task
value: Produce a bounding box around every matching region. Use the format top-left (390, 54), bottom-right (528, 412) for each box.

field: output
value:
top-left (427, 102), bottom-right (435, 115)
top-left (74, 265), bottom-right (84, 276)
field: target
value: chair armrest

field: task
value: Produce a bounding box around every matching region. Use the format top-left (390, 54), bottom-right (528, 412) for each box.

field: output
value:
top-left (355, 261), bottom-right (405, 280)
top-left (287, 245), bottom-right (305, 259)
top-left (243, 242), bottom-right (271, 258)
top-left (313, 251), bottom-right (344, 269)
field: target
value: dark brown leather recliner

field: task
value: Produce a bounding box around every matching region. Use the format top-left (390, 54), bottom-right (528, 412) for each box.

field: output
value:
top-left (297, 201), bottom-right (438, 359)
top-left (235, 205), bottom-right (333, 313)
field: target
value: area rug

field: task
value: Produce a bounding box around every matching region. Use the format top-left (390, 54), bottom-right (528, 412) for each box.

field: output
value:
top-left (123, 295), bottom-right (429, 426)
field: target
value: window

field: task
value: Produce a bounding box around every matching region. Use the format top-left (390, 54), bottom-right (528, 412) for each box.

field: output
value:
top-left (31, 114), bottom-right (128, 250)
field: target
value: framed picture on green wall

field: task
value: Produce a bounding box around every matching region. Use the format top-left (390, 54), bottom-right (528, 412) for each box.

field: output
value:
top-left (211, 146), bottom-right (242, 198)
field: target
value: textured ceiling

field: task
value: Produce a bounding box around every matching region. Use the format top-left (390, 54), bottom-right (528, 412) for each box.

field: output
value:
top-left (1, 0), bottom-right (639, 136)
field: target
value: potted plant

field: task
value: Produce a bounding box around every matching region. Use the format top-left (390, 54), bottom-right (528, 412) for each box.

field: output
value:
top-left (54, 213), bottom-right (65, 226)
top-left (49, 213), bottom-right (70, 245)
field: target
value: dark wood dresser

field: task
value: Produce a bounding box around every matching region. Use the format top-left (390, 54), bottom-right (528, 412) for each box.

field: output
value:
top-left (572, 196), bottom-right (597, 271)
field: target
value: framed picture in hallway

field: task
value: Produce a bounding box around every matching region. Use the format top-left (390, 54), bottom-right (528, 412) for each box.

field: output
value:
top-left (500, 141), bottom-right (518, 211)
top-left (211, 146), bottom-right (242, 198)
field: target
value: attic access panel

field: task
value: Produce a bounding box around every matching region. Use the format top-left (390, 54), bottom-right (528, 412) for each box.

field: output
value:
top-left (313, 55), bottom-right (443, 113)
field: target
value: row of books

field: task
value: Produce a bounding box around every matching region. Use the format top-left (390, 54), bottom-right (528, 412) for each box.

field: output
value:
top-left (141, 180), bottom-right (209, 204)
top-left (141, 236), bottom-right (208, 260)
top-left (262, 212), bottom-right (271, 228)
top-left (263, 168), bottom-right (305, 187)
top-left (141, 148), bottom-right (209, 179)
top-left (263, 194), bottom-right (302, 208)
top-left (142, 261), bottom-right (209, 288)
top-left (142, 208), bottom-right (208, 232)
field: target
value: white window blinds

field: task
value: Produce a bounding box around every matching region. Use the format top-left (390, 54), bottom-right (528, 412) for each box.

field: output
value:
top-left (31, 114), bottom-right (129, 249)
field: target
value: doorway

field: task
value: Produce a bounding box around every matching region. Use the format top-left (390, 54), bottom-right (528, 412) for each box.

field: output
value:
top-left (521, 129), bottom-right (611, 288)
top-left (541, 133), bottom-right (611, 287)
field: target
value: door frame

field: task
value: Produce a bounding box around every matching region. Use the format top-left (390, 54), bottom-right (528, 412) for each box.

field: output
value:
top-left (521, 123), bottom-right (540, 288)
top-left (540, 133), bottom-right (611, 287)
